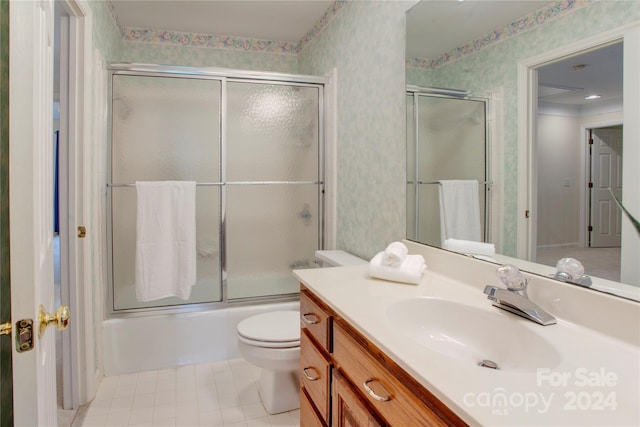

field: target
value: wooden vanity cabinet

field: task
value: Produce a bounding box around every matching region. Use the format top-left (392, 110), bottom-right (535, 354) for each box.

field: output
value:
top-left (300, 287), bottom-right (466, 427)
top-left (332, 369), bottom-right (383, 427)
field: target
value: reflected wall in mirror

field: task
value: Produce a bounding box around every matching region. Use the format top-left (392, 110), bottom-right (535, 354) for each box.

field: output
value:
top-left (405, 0), bottom-right (640, 301)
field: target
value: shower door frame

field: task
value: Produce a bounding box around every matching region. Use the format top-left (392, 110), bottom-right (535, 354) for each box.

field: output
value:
top-left (406, 86), bottom-right (492, 245)
top-left (106, 63), bottom-right (326, 317)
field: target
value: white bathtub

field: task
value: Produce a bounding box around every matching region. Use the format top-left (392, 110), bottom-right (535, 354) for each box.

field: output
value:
top-left (102, 301), bottom-right (299, 376)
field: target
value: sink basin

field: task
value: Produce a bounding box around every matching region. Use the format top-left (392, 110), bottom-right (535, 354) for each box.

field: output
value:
top-left (387, 297), bottom-right (562, 372)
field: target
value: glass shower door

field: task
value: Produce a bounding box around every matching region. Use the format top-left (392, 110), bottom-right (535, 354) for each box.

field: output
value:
top-left (110, 75), bottom-right (222, 310)
top-left (225, 82), bottom-right (321, 300)
top-left (407, 93), bottom-right (487, 246)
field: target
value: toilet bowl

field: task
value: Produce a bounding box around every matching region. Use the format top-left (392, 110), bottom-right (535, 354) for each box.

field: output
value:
top-left (236, 250), bottom-right (366, 414)
top-left (236, 310), bottom-right (301, 414)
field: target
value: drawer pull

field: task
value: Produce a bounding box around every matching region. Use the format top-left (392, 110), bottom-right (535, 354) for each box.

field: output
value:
top-left (302, 367), bottom-right (320, 381)
top-left (363, 378), bottom-right (391, 402)
top-left (301, 313), bottom-right (319, 324)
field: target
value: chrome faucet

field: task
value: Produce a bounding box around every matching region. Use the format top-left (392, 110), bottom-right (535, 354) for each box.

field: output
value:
top-left (552, 257), bottom-right (592, 287)
top-left (483, 265), bottom-right (557, 326)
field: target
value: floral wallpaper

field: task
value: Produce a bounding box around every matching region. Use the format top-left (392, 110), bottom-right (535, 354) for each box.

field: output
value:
top-left (298, 1), bottom-right (415, 259)
top-left (88, 0), bottom-right (638, 260)
top-left (407, 0), bottom-right (640, 256)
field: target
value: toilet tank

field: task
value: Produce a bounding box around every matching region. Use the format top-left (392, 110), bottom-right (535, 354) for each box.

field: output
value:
top-left (314, 250), bottom-right (367, 267)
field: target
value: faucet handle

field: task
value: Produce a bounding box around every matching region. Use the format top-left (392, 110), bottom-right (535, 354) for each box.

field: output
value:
top-left (496, 264), bottom-right (528, 292)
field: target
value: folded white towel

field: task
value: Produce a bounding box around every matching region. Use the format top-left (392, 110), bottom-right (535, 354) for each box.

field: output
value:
top-left (443, 238), bottom-right (495, 258)
top-left (369, 252), bottom-right (426, 285)
top-left (135, 181), bottom-right (197, 301)
top-left (382, 242), bottom-right (408, 267)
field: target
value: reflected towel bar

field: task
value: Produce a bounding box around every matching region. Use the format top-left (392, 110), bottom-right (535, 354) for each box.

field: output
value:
top-left (406, 181), bottom-right (492, 185)
top-left (107, 181), bottom-right (322, 188)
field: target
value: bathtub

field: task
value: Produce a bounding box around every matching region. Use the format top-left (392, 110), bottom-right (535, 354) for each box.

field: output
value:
top-left (102, 301), bottom-right (299, 376)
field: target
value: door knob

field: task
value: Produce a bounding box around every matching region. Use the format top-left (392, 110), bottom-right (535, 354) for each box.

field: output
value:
top-left (38, 305), bottom-right (70, 338)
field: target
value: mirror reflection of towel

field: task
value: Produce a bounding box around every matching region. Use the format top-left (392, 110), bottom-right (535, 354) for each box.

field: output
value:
top-left (439, 180), bottom-right (481, 244)
top-left (135, 181), bottom-right (196, 301)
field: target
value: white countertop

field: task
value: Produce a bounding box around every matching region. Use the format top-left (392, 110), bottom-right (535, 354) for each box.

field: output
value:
top-left (293, 263), bottom-right (640, 426)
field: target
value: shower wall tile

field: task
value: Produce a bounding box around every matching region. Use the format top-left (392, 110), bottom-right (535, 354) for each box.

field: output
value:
top-left (407, 1), bottom-right (638, 256)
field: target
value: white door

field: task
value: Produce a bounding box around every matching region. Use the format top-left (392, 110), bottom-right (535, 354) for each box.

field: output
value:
top-left (9, 0), bottom-right (62, 425)
top-left (590, 127), bottom-right (623, 248)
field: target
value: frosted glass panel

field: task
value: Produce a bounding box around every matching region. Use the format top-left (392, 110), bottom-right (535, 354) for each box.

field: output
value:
top-left (227, 82), bottom-right (319, 182)
top-left (416, 96), bottom-right (485, 183)
top-left (112, 75), bottom-right (221, 183)
top-left (407, 94), bottom-right (487, 243)
top-left (111, 187), bottom-right (221, 310)
top-left (226, 185), bottom-right (319, 300)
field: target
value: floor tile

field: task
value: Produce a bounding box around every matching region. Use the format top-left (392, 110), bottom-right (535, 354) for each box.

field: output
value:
top-left (76, 358), bottom-right (303, 427)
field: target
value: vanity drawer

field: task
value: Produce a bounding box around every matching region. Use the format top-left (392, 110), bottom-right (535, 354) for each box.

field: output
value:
top-left (301, 329), bottom-right (331, 424)
top-left (333, 321), bottom-right (452, 427)
top-left (300, 289), bottom-right (332, 352)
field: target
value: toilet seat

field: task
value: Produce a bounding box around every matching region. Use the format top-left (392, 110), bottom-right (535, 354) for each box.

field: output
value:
top-left (237, 311), bottom-right (300, 348)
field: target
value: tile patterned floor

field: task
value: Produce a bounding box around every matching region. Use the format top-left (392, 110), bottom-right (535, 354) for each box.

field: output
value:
top-left (71, 359), bottom-right (300, 427)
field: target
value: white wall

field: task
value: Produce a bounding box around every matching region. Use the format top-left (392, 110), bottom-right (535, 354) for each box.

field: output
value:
top-left (536, 105), bottom-right (623, 249)
top-left (536, 114), bottom-right (581, 246)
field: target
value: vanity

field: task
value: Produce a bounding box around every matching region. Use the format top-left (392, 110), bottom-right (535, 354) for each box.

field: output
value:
top-left (293, 241), bottom-right (640, 426)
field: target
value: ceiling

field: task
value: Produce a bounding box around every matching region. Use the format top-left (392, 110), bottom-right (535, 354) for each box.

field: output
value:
top-left (537, 42), bottom-right (623, 106)
top-left (107, 0), bottom-right (622, 108)
top-left (405, 1), bottom-right (555, 60)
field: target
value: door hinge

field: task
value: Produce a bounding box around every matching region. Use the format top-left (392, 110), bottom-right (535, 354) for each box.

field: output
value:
top-left (77, 226), bottom-right (87, 238)
top-left (589, 138), bottom-right (594, 145)
top-left (588, 225), bottom-right (593, 232)
top-left (525, 210), bottom-right (530, 218)
top-left (588, 182), bottom-right (594, 188)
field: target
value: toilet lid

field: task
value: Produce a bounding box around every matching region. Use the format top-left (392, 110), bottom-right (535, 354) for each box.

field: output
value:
top-left (237, 311), bottom-right (300, 344)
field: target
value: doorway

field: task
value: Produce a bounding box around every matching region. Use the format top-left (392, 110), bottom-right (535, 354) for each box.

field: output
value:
top-left (526, 39), bottom-right (627, 282)
top-left (589, 125), bottom-right (623, 248)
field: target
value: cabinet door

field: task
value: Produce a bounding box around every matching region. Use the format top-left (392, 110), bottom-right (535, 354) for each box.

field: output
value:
top-left (301, 388), bottom-right (326, 427)
top-left (333, 369), bottom-right (383, 427)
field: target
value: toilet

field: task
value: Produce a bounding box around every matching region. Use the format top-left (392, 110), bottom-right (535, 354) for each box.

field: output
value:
top-left (236, 250), bottom-right (366, 414)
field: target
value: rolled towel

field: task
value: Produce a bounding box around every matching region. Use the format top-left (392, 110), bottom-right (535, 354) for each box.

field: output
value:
top-left (382, 242), bottom-right (408, 267)
top-left (369, 252), bottom-right (426, 285)
top-left (443, 238), bottom-right (495, 258)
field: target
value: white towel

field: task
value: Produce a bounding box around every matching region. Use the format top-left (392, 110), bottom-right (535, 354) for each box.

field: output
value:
top-left (443, 238), bottom-right (495, 258)
top-left (135, 181), bottom-right (197, 301)
top-left (382, 242), bottom-right (408, 267)
top-left (369, 252), bottom-right (426, 285)
top-left (439, 180), bottom-right (481, 244)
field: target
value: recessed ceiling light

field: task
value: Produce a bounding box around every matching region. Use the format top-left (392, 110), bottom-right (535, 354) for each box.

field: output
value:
top-left (585, 94), bottom-right (601, 100)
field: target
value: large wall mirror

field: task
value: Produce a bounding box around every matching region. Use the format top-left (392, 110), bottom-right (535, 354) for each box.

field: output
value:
top-left (406, 0), bottom-right (640, 301)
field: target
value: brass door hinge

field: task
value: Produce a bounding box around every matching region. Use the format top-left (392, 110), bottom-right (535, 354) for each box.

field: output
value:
top-left (77, 226), bottom-right (87, 238)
